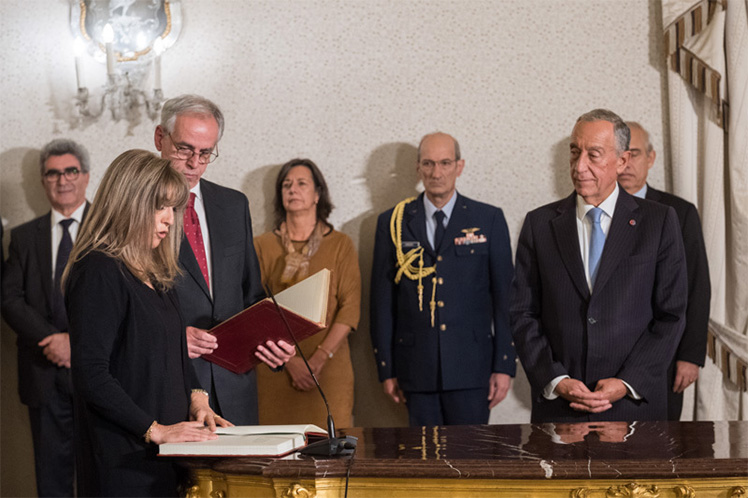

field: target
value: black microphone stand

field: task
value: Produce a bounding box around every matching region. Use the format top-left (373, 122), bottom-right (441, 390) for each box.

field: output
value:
top-left (266, 288), bottom-right (357, 457)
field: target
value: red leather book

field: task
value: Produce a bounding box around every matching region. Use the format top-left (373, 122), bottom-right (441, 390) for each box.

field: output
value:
top-left (202, 269), bottom-right (330, 374)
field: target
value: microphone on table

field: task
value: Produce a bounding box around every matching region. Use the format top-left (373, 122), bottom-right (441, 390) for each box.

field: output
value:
top-left (265, 286), bottom-right (357, 457)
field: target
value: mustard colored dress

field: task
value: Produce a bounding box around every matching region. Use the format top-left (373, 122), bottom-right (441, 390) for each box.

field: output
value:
top-left (254, 229), bottom-right (361, 428)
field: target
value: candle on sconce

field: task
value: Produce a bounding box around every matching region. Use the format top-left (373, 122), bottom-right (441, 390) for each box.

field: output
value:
top-left (73, 37), bottom-right (86, 89)
top-left (153, 37), bottom-right (164, 90)
top-left (102, 23), bottom-right (115, 76)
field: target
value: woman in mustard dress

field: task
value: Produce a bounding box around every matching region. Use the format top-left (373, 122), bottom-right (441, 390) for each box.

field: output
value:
top-left (254, 158), bottom-right (360, 428)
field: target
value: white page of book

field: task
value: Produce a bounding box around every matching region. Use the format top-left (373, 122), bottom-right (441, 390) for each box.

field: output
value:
top-left (159, 433), bottom-right (306, 456)
top-left (274, 269), bottom-right (330, 324)
top-left (216, 424), bottom-right (326, 436)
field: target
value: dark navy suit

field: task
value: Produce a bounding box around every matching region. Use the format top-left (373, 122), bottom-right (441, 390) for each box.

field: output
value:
top-left (175, 179), bottom-right (265, 425)
top-left (645, 186), bottom-right (710, 420)
top-left (511, 188), bottom-right (688, 423)
top-left (371, 193), bottom-right (516, 425)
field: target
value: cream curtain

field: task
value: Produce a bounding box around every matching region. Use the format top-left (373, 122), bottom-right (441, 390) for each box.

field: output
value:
top-left (662, 0), bottom-right (748, 420)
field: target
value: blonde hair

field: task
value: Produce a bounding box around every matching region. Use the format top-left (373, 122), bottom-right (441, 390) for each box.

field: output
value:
top-left (63, 149), bottom-right (190, 290)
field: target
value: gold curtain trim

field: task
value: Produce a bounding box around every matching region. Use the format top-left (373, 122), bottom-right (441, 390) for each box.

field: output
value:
top-left (663, 0), bottom-right (727, 129)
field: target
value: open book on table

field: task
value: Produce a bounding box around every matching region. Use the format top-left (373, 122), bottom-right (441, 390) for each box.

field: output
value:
top-left (158, 424), bottom-right (327, 457)
top-left (202, 269), bottom-right (330, 374)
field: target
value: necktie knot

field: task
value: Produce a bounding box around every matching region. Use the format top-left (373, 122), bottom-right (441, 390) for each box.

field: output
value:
top-left (188, 192), bottom-right (197, 210)
top-left (434, 210), bottom-right (446, 225)
top-left (586, 207), bottom-right (603, 225)
top-left (60, 218), bottom-right (74, 231)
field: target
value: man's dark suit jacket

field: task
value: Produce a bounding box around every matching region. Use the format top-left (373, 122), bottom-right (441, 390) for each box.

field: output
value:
top-left (510, 188), bottom-right (688, 422)
top-left (646, 186), bottom-right (710, 420)
top-left (646, 186), bottom-right (710, 367)
top-left (175, 179), bottom-right (265, 425)
top-left (2, 205), bottom-right (89, 406)
top-left (370, 193), bottom-right (516, 393)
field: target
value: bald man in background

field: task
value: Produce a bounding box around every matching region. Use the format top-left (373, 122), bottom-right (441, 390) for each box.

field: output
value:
top-left (619, 121), bottom-right (710, 420)
top-left (370, 132), bottom-right (516, 426)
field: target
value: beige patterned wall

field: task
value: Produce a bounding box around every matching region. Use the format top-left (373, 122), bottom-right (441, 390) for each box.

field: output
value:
top-left (0, 0), bottom-right (668, 494)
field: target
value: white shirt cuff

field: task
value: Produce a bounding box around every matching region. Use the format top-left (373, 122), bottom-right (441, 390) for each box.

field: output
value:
top-left (621, 380), bottom-right (642, 400)
top-left (543, 375), bottom-right (570, 400)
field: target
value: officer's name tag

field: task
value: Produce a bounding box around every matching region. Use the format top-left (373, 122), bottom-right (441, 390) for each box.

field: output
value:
top-left (401, 241), bottom-right (421, 249)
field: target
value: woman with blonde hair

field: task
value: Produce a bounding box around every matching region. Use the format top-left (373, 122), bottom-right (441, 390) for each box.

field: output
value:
top-left (254, 158), bottom-right (361, 428)
top-left (64, 150), bottom-right (230, 497)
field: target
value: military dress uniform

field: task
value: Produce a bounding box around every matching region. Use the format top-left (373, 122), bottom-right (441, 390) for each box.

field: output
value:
top-left (370, 192), bottom-right (516, 426)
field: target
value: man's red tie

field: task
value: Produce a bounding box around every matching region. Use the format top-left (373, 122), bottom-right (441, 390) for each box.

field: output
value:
top-left (184, 193), bottom-right (210, 290)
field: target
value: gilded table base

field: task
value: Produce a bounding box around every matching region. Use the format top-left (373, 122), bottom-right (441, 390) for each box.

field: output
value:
top-left (184, 471), bottom-right (748, 498)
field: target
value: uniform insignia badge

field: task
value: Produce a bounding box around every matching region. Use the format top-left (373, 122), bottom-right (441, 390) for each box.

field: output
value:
top-left (455, 228), bottom-right (487, 246)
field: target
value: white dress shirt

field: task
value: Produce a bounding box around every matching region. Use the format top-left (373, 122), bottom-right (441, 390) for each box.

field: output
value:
top-left (576, 184), bottom-right (619, 291)
top-left (423, 191), bottom-right (457, 250)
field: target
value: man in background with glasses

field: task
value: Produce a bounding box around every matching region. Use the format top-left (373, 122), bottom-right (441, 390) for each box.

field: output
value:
top-left (370, 132), bottom-right (516, 426)
top-left (2, 138), bottom-right (91, 496)
top-left (154, 94), bottom-right (294, 425)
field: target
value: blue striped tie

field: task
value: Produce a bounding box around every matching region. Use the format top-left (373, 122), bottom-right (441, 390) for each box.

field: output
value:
top-left (587, 207), bottom-right (604, 289)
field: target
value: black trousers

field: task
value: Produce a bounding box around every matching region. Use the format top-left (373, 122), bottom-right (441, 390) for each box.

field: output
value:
top-left (28, 368), bottom-right (75, 497)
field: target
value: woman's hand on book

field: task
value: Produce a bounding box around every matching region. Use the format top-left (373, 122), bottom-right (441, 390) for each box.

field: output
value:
top-left (149, 421), bottom-right (219, 445)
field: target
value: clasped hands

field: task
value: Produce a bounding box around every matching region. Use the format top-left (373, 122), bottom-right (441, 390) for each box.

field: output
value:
top-left (185, 326), bottom-right (295, 368)
top-left (555, 378), bottom-right (628, 413)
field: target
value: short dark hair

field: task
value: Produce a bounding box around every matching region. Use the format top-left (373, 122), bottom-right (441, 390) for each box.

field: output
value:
top-left (576, 109), bottom-right (630, 155)
top-left (39, 139), bottom-right (91, 175)
top-left (273, 158), bottom-right (334, 230)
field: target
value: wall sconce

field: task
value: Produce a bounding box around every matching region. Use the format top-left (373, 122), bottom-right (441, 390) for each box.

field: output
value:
top-left (69, 0), bottom-right (182, 123)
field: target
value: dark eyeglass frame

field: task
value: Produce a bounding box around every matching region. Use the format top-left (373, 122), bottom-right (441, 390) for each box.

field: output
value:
top-left (43, 167), bottom-right (82, 182)
top-left (419, 159), bottom-right (457, 170)
top-left (168, 133), bottom-right (219, 164)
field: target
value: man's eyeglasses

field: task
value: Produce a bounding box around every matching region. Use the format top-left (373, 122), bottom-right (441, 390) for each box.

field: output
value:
top-left (169, 134), bottom-right (219, 164)
top-left (419, 159), bottom-right (456, 170)
top-left (43, 167), bottom-right (82, 182)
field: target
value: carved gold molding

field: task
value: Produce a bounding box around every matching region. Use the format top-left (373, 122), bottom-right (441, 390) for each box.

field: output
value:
top-left (282, 482), bottom-right (315, 498)
top-left (186, 470), bottom-right (748, 498)
top-left (673, 485), bottom-right (696, 498)
top-left (571, 488), bottom-right (590, 498)
top-left (731, 486), bottom-right (747, 498)
top-left (570, 482), bottom-right (741, 498)
top-left (572, 482), bottom-right (663, 498)
top-left (607, 483), bottom-right (660, 498)
top-left (184, 483), bottom-right (225, 498)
